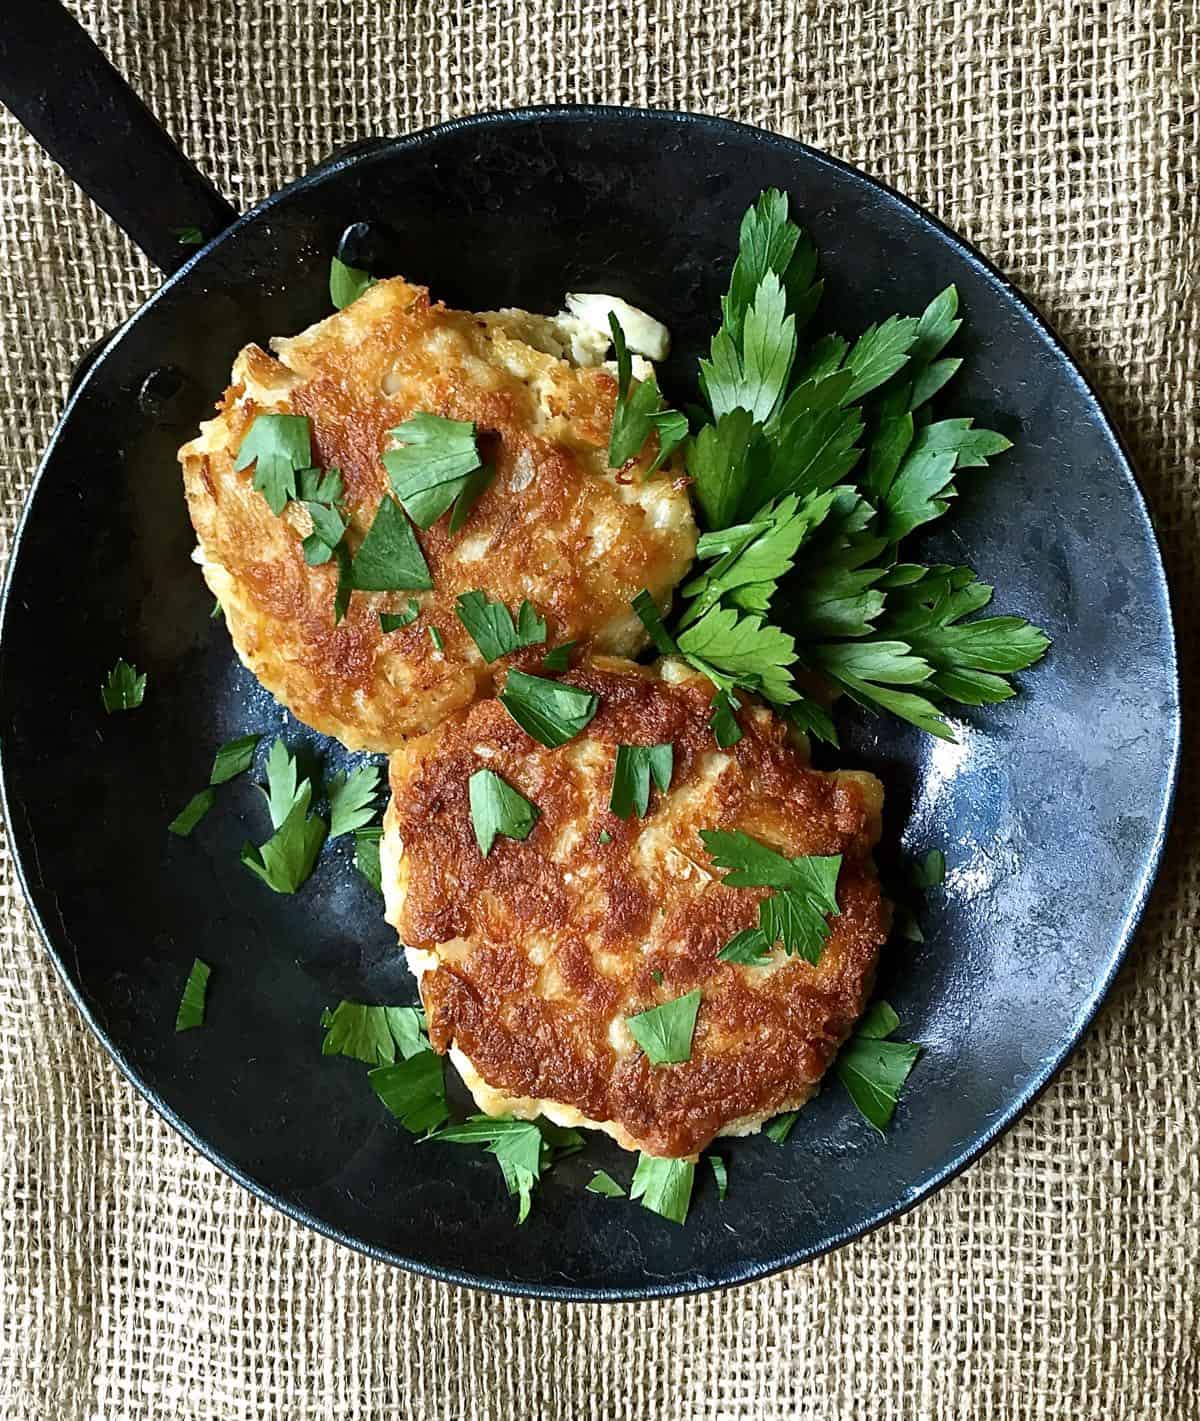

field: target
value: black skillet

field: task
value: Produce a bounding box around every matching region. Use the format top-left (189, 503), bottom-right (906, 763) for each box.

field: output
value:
top-left (0, 0), bottom-right (1180, 1299)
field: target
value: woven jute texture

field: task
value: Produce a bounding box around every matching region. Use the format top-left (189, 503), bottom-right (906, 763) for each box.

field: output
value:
top-left (1, 2), bottom-right (1197, 1417)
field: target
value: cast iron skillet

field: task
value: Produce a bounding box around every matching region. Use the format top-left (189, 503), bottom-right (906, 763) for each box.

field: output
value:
top-left (0, 1), bottom-right (1180, 1299)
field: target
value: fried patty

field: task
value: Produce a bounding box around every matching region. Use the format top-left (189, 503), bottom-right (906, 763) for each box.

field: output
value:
top-left (381, 657), bottom-right (891, 1158)
top-left (178, 280), bottom-right (696, 751)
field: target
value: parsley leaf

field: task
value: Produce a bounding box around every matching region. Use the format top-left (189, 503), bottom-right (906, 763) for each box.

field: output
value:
top-left (320, 1001), bottom-right (430, 1066)
top-left (368, 1050), bottom-right (448, 1134)
top-left (630, 1153), bottom-right (695, 1225)
top-left (499, 670), bottom-right (600, 748)
top-left (835, 1004), bottom-right (921, 1134)
top-left (428, 1116), bottom-right (572, 1224)
top-left (701, 829), bottom-right (842, 965)
top-left (541, 641), bottom-right (576, 672)
top-left (428, 626), bottom-right (444, 653)
top-left (456, 591), bottom-right (547, 662)
top-left (446, 462), bottom-right (494, 534)
top-left (709, 1154), bottom-right (728, 1201)
top-left (630, 588), bottom-right (680, 656)
top-left (210, 732), bottom-right (261, 785)
top-left (174, 958), bottom-right (210, 1031)
top-left (101, 659), bottom-right (146, 713)
top-left (598, 830), bottom-right (613, 845)
top-left (261, 737), bottom-right (300, 828)
top-left (353, 826), bottom-right (383, 892)
top-left (764, 1110), bottom-right (798, 1143)
top-left (241, 778), bottom-right (326, 894)
top-left (609, 744), bottom-right (673, 819)
top-left (172, 225), bottom-right (203, 246)
top-left (709, 690), bottom-right (744, 748)
top-left (469, 769), bottom-right (540, 855)
top-left (841, 315), bottom-right (921, 402)
top-left (676, 605), bottom-right (798, 705)
top-left (383, 413), bottom-right (483, 528)
top-left (329, 255), bottom-right (375, 310)
top-left (700, 272), bottom-right (796, 423)
top-left (233, 413), bottom-right (311, 515)
top-left (168, 788), bottom-right (215, 837)
top-left (380, 600), bottom-right (420, 633)
top-left (607, 314), bottom-right (687, 472)
top-left (911, 848), bottom-right (946, 889)
top-left (715, 927), bottom-right (772, 964)
top-left (327, 761), bottom-right (382, 838)
top-left (586, 1170), bottom-right (626, 1198)
top-left (625, 989), bottom-right (701, 1066)
top-left (350, 493), bottom-right (432, 592)
top-left (686, 408), bottom-right (763, 530)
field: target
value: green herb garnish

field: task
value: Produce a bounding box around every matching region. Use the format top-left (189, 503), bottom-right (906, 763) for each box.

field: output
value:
top-left (327, 761), bottom-right (382, 838)
top-left (101, 659), bottom-right (146, 713)
top-left (233, 413), bottom-right (311, 515)
top-left (709, 1154), bottom-right (728, 1201)
top-left (541, 641), bottom-right (576, 672)
top-left (168, 788), bottom-right (215, 837)
top-left (468, 769), bottom-right (540, 855)
top-left (349, 493), bottom-right (432, 592)
top-left (498, 670), bottom-right (600, 748)
top-left (329, 256), bottom-right (375, 310)
top-left (456, 591), bottom-right (547, 662)
top-left (368, 1051), bottom-right (448, 1134)
top-left (625, 989), bottom-right (701, 1066)
top-left (320, 1001), bottom-right (429, 1065)
top-left (383, 413), bottom-right (484, 529)
top-left (353, 826), bottom-right (383, 892)
top-left (703, 829), bottom-right (842, 965)
top-left (608, 314), bottom-right (687, 472)
top-left (380, 600), bottom-right (420, 633)
top-left (210, 732), bottom-right (261, 785)
top-left (173, 225), bottom-right (203, 246)
top-left (835, 1000), bottom-right (921, 1133)
top-left (427, 1116), bottom-right (578, 1225)
top-left (609, 744), bottom-right (673, 819)
top-left (428, 625), bottom-right (444, 653)
top-left (586, 1170), bottom-right (626, 1198)
top-left (763, 1110), bottom-right (798, 1143)
top-left (174, 958), bottom-right (210, 1031)
top-left (630, 1153), bottom-right (695, 1225)
top-left (241, 741), bottom-right (325, 894)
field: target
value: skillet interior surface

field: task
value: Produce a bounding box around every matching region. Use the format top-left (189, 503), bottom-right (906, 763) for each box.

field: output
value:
top-left (0, 108), bottom-right (1178, 1299)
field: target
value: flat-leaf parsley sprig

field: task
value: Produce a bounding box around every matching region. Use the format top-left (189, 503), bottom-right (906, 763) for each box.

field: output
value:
top-left (656, 188), bottom-right (1048, 744)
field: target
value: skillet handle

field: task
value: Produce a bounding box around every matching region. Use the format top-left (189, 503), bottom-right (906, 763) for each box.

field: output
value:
top-left (0, 0), bottom-right (238, 275)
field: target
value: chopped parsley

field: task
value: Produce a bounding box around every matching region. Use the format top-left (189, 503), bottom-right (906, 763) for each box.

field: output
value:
top-left (469, 768), bottom-right (540, 855)
top-left (608, 314), bottom-right (687, 473)
top-left (329, 255), bottom-right (375, 310)
top-left (428, 625), bottom-right (444, 653)
top-left (168, 788), bottom-right (215, 837)
top-left (598, 830), bottom-right (613, 845)
top-left (368, 1051), bottom-right (448, 1134)
top-left (210, 732), bottom-right (261, 785)
top-left (763, 1110), bottom-right (798, 1143)
top-left (427, 1116), bottom-right (580, 1224)
top-left (349, 493), bottom-right (432, 592)
top-left (383, 413), bottom-right (484, 529)
top-left (380, 600), bottom-right (420, 633)
top-left (172, 225), bottom-right (203, 246)
top-left (911, 848), bottom-right (946, 889)
top-left (456, 591), bottom-right (546, 662)
top-left (703, 829), bottom-right (842, 965)
top-left (609, 743), bottom-right (673, 819)
top-left (446, 463), bottom-right (494, 533)
top-left (174, 958), bottom-right (210, 1031)
top-left (586, 1170), bottom-right (626, 1198)
top-left (541, 641), bottom-right (576, 673)
top-left (241, 740), bottom-right (326, 894)
top-left (625, 989), bottom-right (701, 1066)
top-left (835, 1000), bottom-right (921, 1133)
top-left (353, 826), bottom-right (383, 892)
top-left (498, 670), bottom-right (600, 748)
top-left (630, 1153), bottom-right (694, 1225)
top-left (101, 659), bottom-right (146, 713)
top-left (320, 1001), bottom-right (430, 1065)
top-left (233, 413), bottom-right (311, 515)
top-left (327, 761), bottom-right (382, 838)
top-left (709, 1154), bottom-right (728, 1201)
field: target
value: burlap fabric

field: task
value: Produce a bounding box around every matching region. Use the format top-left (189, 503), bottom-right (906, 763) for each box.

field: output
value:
top-left (1, 2), bottom-right (1196, 1417)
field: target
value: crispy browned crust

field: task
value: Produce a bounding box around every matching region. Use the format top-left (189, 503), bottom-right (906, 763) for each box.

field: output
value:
top-left (178, 279), bottom-right (696, 751)
top-left (384, 658), bottom-right (891, 1158)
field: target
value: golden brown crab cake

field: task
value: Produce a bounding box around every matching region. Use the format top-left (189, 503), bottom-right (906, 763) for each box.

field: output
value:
top-left (178, 278), bottom-right (696, 751)
top-left (381, 656), bottom-right (890, 1160)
